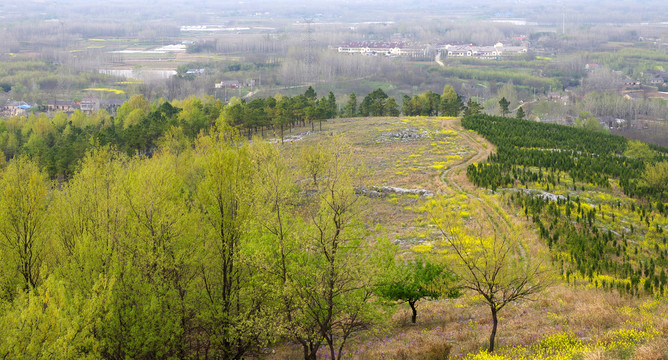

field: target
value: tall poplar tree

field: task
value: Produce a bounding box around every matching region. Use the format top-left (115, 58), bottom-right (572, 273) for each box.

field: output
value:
top-left (440, 85), bottom-right (464, 116)
top-left (0, 157), bottom-right (50, 292)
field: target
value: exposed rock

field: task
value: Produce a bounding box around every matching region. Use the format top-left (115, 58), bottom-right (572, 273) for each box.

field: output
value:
top-left (356, 186), bottom-right (435, 197)
top-left (505, 188), bottom-right (567, 202)
top-left (377, 128), bottom-right (429, 142)
top-left (267, 131), bottom-right (313, 143)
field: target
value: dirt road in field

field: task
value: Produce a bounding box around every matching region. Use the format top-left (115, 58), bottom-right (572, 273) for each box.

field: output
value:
top-left (439, 118), bottom-right (494, 192)
top-left (436, 118), bottom-right (517, 231)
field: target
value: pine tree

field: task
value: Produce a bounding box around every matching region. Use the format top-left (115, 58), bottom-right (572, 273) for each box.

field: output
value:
top-left (498, 97), bottom-right (510, 117)
top-left (516, 106), bottom-right (526, 119)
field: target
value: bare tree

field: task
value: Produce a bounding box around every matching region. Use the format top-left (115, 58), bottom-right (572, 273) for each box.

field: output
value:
top-left (432, 221), bottom-right (548, 352)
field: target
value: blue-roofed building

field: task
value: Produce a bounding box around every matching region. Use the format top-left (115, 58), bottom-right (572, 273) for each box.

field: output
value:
top-left (1, 101), bottom-right (34, 116)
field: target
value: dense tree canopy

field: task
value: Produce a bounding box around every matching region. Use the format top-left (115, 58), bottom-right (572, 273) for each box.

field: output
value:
top-left (0, 131), bottom-right (394, 359)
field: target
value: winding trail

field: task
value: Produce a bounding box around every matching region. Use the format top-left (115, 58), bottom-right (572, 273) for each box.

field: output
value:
top-left (435, 51), bottom-right (445, 67)
top-left (437, 118), bottom-right (514, 232)
top-left (439, 118), bottom-right (493, 192)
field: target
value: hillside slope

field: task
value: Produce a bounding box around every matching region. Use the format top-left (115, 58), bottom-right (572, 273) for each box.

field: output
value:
top-left (270, 116), bottom-right (668, 360)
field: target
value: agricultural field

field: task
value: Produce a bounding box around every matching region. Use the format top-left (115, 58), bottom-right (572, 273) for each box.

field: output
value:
top-left (267, 116), bottom-right (668, 359)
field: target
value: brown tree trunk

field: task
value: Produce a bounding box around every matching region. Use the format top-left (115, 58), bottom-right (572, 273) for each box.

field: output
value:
top-left (489, 306), bottom-right (498, 352)
top-left (409, 300), bottom-right (418, 324)
top-left (303, 343), bottom-right (318, 360)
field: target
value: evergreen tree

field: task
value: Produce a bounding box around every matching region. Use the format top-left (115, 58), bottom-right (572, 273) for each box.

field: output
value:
top-left (343, 93), bottom-right (357, 117)
top-left (360, 89), bottom-right (389, 116)
top-left (463, 98), bottom-right (484, 116)
top-left (304, 86), bottom-right (317, 100)
top-left (327, 91), bottom-right (337, 118)
top-left (402, 95), bottom-right (414, 116)
top-left (498, 97), bottom-right (510, 117)
top-left (516, 106), bottom-right (526, 119)
top-left (385, 97), bottom-right (400, 117)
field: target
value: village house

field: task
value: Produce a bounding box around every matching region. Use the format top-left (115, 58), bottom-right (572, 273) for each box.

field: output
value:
top-left (585, 63), bottom-right (599, 72)
top-left (445, 45), bottom-right (473, 57)
top-left (47, 100), bottom-right (78, 113)
top-left (494, 42), bottom-right (528, 55)
top-left (336, 41), bottom-right (426, 57)
top-left (186, 68), bottom-right (206, 75)
top-left (100, 99), bottom-right (126, 115)
top-left (80, 97), bottom-right (100, 114)
top-left (215, 80), bottom-right (241, 89)
top-left (1, 101), bottom-right (33, 117)
top-left (472, 46), bottom-right (500, 59)
top-left (442, 42), bottom-right (527, 59)
top-left (648, 74), bottom-right (666, 86)
top-left (547, 92), bottom-right (570, 105)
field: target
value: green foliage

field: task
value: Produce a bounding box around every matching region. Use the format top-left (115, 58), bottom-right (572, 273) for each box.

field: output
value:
top-left (516, 107), bottom-right (526, 120)
top-left (462, 114), bottom-right (651, 193)
top-left (464, 99), bottom-right (484, 116)
top-left (0, 276), bottom-right (111, 359)
top-left (463, 113), bottom-right (668, 297)
top-left (429, 66), bottom-right (562, 92)
top-left (342, 92), bottom-right (358, 117)
top-left (0, 157), bottom-right (50, 292)
top-left (360, 88), bottom-right (390, 116)
top-left (0, 127), bottom-right (396, 359)
top-left (379, 257), bottom-right (460, 323)
top-left (575, 111), bottom-right (607, 134)
top-left (385, 97), bottom-right (400, 116)
top-left (641, 161), bottom-right (668, 200)
top-left (304, 85), bottom-right (317, 99)
top-left (194, 133), bottom-right (277, 359)
top-left (439, 85), bottom-right (464, 117)
top-left (299, 142), bottom-right (331, 185)
top-left (498, 97), bottom-right (510, 117)
top-left (624, 140), bottom-right (654, 160)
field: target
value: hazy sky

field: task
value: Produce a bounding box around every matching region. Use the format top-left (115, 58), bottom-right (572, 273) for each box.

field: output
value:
top-left (3, 0), bottom-right (667, 24)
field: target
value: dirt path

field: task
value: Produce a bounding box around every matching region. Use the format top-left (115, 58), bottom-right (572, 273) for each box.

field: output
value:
top-left (437, 118), bottom-right (515, 232)
top-left (439, 118), bottom-right (493, 192)
top-left (435, 51), bottom-right (445, 67)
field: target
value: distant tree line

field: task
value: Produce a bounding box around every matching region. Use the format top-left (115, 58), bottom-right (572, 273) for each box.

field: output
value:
top-left (0, 87), bottom-right (428, 180)
top-left (1, 85), bottom-right (497, 181)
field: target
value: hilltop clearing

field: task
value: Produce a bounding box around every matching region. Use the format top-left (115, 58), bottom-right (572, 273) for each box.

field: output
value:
top-left (269, 116), bottom-right (667, 360)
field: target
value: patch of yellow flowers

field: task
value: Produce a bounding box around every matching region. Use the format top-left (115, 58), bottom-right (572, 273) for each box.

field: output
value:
top-left (464, 324), bottom-right (660, 360)
top-left (83, 88), bottom-right (125, 95)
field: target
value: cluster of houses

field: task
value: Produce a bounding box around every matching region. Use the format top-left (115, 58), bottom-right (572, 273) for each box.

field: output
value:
top-left (1, 98), bottom-right (126, 117)
top-left (0, 101), bottom-right (32, 117)
top-left (646, 70), bottom-right (668, 87)
top-left (335, 41), bottom-right (428, 57)
top-left (442, 42), bottom-right (528, 59)
top-left (334, 40), bottom-right (528, 59)
top-left (214, 79), bottom-right (258, 89)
